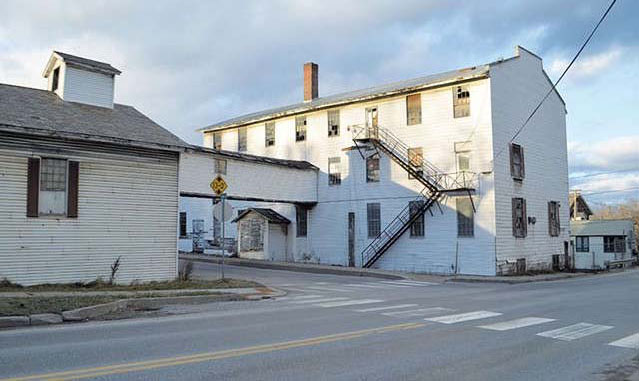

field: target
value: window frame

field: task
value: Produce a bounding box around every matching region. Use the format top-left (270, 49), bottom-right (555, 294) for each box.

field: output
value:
top-left (367, 203), bottom-right (381, 238)
top-left (406, 93), bottom-right (422, 126)
top-left (328, 157), bottom-right (341, 186)
top-left (575, 236), bottom-right (589, 252)
top-left (366, 155), bottom-right (380, 183)
top-left (548, 201), bottom-right (560, 237)
top-left (179, 212), bottom-right (188, 237)
top-left (265, 122), bottom-right (275, 147)
top-left (39, 157), bottom-right (68, 216)
top-left (296, 206), bottom-right (308, 237)
top-left (237, 127), bottom-right (248, 152)
top-left (214, 158), bottom-right (227, 175)
top-left (510, 143), bottom-right (525, 180)
top-left (407, 147), bottom-right (424, 180)
top-left (456, 197), bottom-right (474, 237)
top-left (453, 85), bottom-right (470, 118)
top-left (212, 132), bottom-right (222, 150)
top-left (295, 116), bottom-right (307, 142)
top-left (327, 110), bottom-right (340, 137)
top-left (512, 197), bottom-right (527, 238)
top-left (409, 200), bottom-right (425, 237)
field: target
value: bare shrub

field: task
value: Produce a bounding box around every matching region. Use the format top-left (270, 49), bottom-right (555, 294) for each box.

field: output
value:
top-left (109, 256), bottom-right (122, 285)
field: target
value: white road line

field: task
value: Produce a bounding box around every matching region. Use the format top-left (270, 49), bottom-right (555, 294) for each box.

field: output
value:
top-left (316, 299), bottom-right (384, 308)
top-left (290, 297), bottom-right (349, 304)
top-left (537, 323), bottom-right (613, 341)
top-left (285, 295), bottom-right (324, 301)
top-left (376, 282), bottom-right (414, 288)
top-left (383, 307), bottom-right (455, 318)
top-left (478, 317), bottom-right (556, 331)
top-left (304, 286), bottom-right (355, 293)
top-left (609, 333), bottom-right (639, 349)
top-left (426, 311), bottom-right (502, 324)
top-left (341, 283), bottom-right (389, 289)
top-left (355, 304), bottom-right (419, 312)
top-left (383, 280), bottom-right (438, 286)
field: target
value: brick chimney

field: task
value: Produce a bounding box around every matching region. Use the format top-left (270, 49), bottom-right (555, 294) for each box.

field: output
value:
top-left (303, 62), bottom-right (318, 102)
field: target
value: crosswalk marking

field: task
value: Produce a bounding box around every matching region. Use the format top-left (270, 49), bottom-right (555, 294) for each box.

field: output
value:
top-left (383, 307), bottom-right (454, 318)
top-left (478, 317), bottom-right (556, 331)
top-left (609, 333), bottom-right (639, 349)
top-left (290, 297), bottom-right (348, 304)
top-left (316, 299), bottom-right (384, 308)
top-left (277, 294), bottom-right (323, 301)
top-left (377, 282), bottom-right (415, 288)
top-left (342, 283), bottom-right (389, 289)
top-left (382, 280), bottom-right (438, 286)
top-left (537, 323), bottom-right (613, 341)
top-left (355, 304), bottom-right (419, 312)
top-left (304, 286), bottom-right (354, 293)
top-left (426, 311), bottom-right (502, 324)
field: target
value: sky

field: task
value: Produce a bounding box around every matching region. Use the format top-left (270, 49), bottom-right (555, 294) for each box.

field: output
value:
top-left (1, 0), bottom-right (637, 206)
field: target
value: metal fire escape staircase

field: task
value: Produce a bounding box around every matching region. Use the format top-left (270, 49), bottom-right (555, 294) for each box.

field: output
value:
top-left (351, 124), bottom-right (477, 268)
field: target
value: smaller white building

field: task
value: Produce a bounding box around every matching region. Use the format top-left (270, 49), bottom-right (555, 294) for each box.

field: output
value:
top-left (571, 219), bottom-right (636, 270)
top-left (233, 208), bottom-right (290, 261)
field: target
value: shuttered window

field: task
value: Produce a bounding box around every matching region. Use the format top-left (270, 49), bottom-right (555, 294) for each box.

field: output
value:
top-left (238, 127), bottom-right (247, 152)
top-left (179, 212), bottom-right (187, 237)
top-left (575, 236), bottom-right (589, 252)
top-left (296, 206), bottom-right (307, 237)
top-left (453, 86), bottom-right (470, 118)
top-left (328, 110), bottom-right (340, 137)
top-left (265, 122), bottom-right (275, 147)
top-left (510, 143), bottom-right (525, 180)
top-left (366, 155), bottom-right (380, 183)
top-left (512, 198), bottom-right (527, 238)
top-left (409, 200), bottom-right (425, 237)
top-left (27, 157), bottom-right (79, 218)
top-left (213, 132), bottom-right (222, 150)
top-left (328, 157), bottom-right (341, 186)
top-left (548, 201), bottom-right (560, 237)
top-left (367, 203), bottom-right (381, 238)
top-left (406, 94), bottom-right (422, 125)
top-left (295, 116), bottom-right (307, 142)
top-left (457, 198), bottom-right (474, 237)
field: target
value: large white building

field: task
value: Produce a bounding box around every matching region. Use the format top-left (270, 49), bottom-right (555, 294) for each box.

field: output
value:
top-left (189, 46), bottom-right (569, 276)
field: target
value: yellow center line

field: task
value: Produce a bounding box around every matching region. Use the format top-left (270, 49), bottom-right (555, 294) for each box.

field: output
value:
top-left (3, 322), bottom-right (424, 381)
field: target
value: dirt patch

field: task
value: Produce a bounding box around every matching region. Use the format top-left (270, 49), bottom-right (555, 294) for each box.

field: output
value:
top-left (0, 295), bottom-right (122, 316)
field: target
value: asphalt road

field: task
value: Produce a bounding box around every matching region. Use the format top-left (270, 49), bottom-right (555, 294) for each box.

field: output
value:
top-left (1, 263), bottom-right (639, 380)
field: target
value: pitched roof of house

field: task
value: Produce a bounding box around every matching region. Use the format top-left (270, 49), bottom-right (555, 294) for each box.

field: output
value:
top-left (570, 219), bottom-right (634, 237)
top-left (48, 51), bottom-right (122, 76)
top-left (187, 145), bottom-right (317, 170)
top-left (232, 208), bottom-right (291, 224)
top-left (570, 193), bottom-right (593, 217)
top-left (0, 83), bottom-right (188, 151)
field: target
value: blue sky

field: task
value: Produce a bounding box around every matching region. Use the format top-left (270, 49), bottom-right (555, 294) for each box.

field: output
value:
top-left (0, 0), bottom-right (637, 206)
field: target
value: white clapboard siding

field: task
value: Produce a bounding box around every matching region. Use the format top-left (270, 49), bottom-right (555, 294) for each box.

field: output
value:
top-left (62, 66), bottom-right (115, 108)
top-left (0, 148), bottom-right (179, 286)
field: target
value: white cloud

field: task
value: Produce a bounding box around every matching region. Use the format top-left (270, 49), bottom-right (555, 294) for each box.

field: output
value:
top-left (569, 135), bottom-right (639, 172)
top-left (550, 46), bottom-right (623, 81)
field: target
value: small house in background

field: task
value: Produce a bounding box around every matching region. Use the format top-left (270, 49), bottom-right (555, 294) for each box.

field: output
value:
top-left (232, 208), bottom-right (290, 261)
top-left (0, 51), bottom-right (187, 285)
top-left (569, 192), bottom-right (636, 270)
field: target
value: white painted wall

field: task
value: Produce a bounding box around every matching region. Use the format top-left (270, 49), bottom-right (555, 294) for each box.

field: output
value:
top-left (60, 65), bottom-right (115, 108)
top-left (0, 141), bottom-right (179, 286)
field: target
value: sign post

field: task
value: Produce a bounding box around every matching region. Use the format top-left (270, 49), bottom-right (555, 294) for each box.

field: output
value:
top-left (210, 175), bottom-right (228, 280)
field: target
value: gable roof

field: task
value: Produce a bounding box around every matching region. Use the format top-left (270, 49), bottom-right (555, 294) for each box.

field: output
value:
top-left (570, 193), bottom-right (593, 218)
top-left (186, 145), bottom-right (317, 170)
top-left (0, 83), bottom-right (188, 151)
top-left (232, 208), bottom-right (291, 224)
top-left (43, 51), bottom-right (121, 77)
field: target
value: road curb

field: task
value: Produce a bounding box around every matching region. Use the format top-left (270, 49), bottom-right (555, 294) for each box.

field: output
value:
top-left (181, 255), bottom-right (406, 280)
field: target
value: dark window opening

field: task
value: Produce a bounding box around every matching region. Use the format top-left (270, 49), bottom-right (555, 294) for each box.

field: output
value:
top-left (296, 206), bottom-right (307, 237)
top-left (179, 212), bottom-right (187, 237)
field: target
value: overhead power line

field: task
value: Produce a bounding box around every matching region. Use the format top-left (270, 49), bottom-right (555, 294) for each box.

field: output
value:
top-left (493, 0), bottom-right (617, 162)
top-left (579, 187), bottom-right (639, 196)
top-left (570, 168), bottom-right (639, 180)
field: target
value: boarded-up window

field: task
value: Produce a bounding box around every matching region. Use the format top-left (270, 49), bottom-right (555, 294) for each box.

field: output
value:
top-left (510, 143), bottom-right (525, 180)
top-left (512, 198), bottom-right (527, 238)
top-left (456, 198), bottom-right (474, 237)
top-left (548, 201), bottom-right (560, 237)
top-left (215, 158), bottom-right (227, 175)
top-left (453, 86), bottom-right (470, 118)
top-left (40, 158), bottom-right (67, 215)
top-left (328, 157), bottom-right (341, 186)
top-left (406, 94), bottom-right (422, 125)
top-left (407, 147), bottom-right (423, 179)
top-left (296, 206), bottom-right (307, 237)
top-left (366, 155), bottom-right (380, 183)
top-left (238, 127), bottom-right (247, 151)
top-left (295, 116), bottom-right (307, 142)
top-left (409, 200), bottom-right (425, 237)
top-left (239, 215), bottom-right (264, 251)
top-left (367, 203), bottom-right (381, 238)
top-left (213, 132), bottom-right (222, 150)
top-left (265, 122), bottom-right (275, 147)
top-left (575, 236), bottom-right (589, 252)
top-left (328, 110), bottom-right (340, 137)
top-left (179, 212), bottom-right (187, 237)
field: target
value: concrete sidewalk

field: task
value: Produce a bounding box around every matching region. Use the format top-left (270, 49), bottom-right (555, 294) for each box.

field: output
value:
top-left (180, 253), bottom-right (631, 284)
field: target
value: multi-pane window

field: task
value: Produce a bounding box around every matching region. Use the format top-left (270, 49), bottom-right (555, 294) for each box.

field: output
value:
top-left (295, 116), bottom-right (307, 142)
top-left (215, 158), bottom-right (227, 175)
top-left (265, 122), bottom-right (275, 147)
top-left (366, 155), bottom-right (380, 183)
top-left (328, 157), bottom-right (341, 186)
top-left (406, 94), bottom-right (422, 125)
top-left (328, 110), bottom-right (340, 137)
top-left (296, 206), bottom-right (307, 237)
top-left (453, 85), bottom-right (470, 118)
top-left (238, 127), bottom-right (247, 152)
top-left (179, 212), bottom-right (187, 237)
top-left (408, 147), bottom-right (423, 179)
top-left (367, 203), bottom-right (381, 238)
top-left (512, 197), bottom-right (527, 238)
top-left (548, 201), bottom-right (560, 237)
top-left (213, 132), bottom-right (222, 150)
top-left (510, 143), bottom-right (525, 180)
top-left (39, 158), bottom-right (67, 215)
top-left (575, 236), bottom-right (589, 252)
top-left (604, 236), bottom-right (625, 253)
top-left (409, 200), bottom-right (425, 237)
top-left (456, 198), bottom-right (474, 237)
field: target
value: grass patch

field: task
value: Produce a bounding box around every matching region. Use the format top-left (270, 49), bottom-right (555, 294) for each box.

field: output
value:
top-left (0, 278), bottom-right (261, 293)
top-left (0, 296), bottom-right (123, 316)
